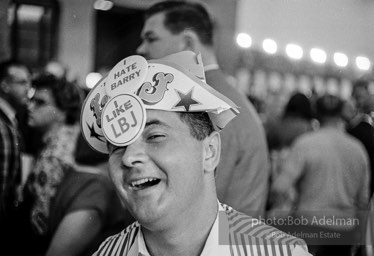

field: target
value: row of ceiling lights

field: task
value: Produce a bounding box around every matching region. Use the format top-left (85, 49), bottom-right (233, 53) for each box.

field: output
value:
top-left (94, 0), bottom-right (372, 72)
top-left (236, 33), bottom-right (372, 72)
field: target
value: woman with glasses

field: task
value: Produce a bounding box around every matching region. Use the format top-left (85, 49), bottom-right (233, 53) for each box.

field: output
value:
top-left (22, 73), bottom-right (83, 255)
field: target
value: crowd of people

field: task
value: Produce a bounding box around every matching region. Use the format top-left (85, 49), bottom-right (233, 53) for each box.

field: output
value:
top-left (0, 1), bottom-right (373, 256)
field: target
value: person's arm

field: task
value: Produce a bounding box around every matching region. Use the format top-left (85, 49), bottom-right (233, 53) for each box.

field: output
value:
top-left (45, 209), bottom-right (103, 256)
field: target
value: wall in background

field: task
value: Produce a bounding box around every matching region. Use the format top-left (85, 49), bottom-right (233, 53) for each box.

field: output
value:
top-left (56, 0), bottom-right (237, 85)
top-left (235, 0), bottom-right (374, 120)
top-left (57, 0), bottom-right (95, 84)
top-left (53, 0), bottom-right (374, 85)
top-left (0, 0), bottom-right (11, 62)
top-left (236, 0), bottom-right (374, 65)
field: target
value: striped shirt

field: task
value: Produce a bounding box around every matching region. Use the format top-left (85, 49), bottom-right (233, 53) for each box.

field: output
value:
top-left (0, 97), bottom-right (21, 216)
top-left (93, 203), bottom-right (310, 256)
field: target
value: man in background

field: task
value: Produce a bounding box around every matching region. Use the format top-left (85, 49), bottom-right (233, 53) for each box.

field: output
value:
top-left (271, 94), bottom-right (370, 256)
top-left (136, 0), bottom-right (269, 217)
top-left (346, 79), bottom-right (374, 196)
top-left (0, 60), bottom-right (31, 254)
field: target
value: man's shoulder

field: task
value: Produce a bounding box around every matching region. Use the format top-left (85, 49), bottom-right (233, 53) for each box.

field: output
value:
top-left (205, 69), bottom-right (266, 142)
top-left (0, 108), bottom-right (18, 142)
top-left (292, 130), bottom-right (320, 149)
top-left (93, 221), bottom-right (140, 256)
top-left (205, 69), bottom-right (251, 111)
top-left (222, 204), bottom-right (308, 248)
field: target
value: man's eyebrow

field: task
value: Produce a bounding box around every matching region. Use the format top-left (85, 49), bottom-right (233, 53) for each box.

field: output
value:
top-left (142, 31), bottom-right (154, 39)
top-left (145, 119), bottom-right (171, 129)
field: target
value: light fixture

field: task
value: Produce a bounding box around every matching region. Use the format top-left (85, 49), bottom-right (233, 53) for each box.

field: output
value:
top-left (333, 52), bottom-right (348, 67)
top-left (262, 39), bottom-right (277, 54)
top-left (236, 33), bottom-right (252, 48)
top-left (355, 56), bottom-right (371, 71)
top-left (86, 72), bottom-right (102, 89)
top-left (94, 0), bottom-right (113, 11)
top-left (285, 43), bottom-right (303, 60)
top-left (310, 48), bottom-right (327, 64)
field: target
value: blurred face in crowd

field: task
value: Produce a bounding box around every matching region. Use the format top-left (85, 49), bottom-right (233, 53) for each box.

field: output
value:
top-left (341, 99), bottom-right (357, 124)
top-left (28, 88), bottom-right (64, 131)
top-left (136, 12), bottom-right (186, 59)
top-left (352, 86), bottom-right (369, 112)
top-left (107, 110), bottom-right (219, 229)
top-left (353, 85), bottom-right (374, 114)
top-left (1, 65), bottom-right (31, 105)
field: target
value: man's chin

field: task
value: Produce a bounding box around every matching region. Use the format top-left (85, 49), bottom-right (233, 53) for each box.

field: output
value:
top-left (135, 208), bottom-right (163, 226)
top-left (130, 200), bottom-right (166, 225)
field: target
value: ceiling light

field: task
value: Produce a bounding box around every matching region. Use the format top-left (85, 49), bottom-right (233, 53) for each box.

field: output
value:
top-left (333, 52), bottom-right (348, 67)
top-left (94, 0), bottom-right (113, 11)
top-left (262, 39), bottom-right (277, 54)
top-left (285, 43), bottom-right (303, 60)
top-left (86, 72), bottom-right (102, 89)
top-left (236, 33), bottom-right (252, 48)
top-left (310, 48), bottom-right (327, 64)
top-left (355, 56), bottom-right (371, 71)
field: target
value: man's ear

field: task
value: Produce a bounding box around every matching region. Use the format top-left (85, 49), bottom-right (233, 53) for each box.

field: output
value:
top-left (182, 29), bottom-right (199, 52)
top-left (203, 131), bottom-right (221, 174)
top-left (0, 81), bottom-right (9, 93)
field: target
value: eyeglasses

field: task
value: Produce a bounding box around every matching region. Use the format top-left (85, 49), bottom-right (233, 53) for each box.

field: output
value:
top-left (6, 78), bottom-right (31, 87)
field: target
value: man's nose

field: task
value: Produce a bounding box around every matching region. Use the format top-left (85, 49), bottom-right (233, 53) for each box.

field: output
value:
top-left (28, 101), bottom-right (35, 111)
top-left (136, 42), bottom-right (146, 57)
top-left (121, 140), bottom-right (148, 167)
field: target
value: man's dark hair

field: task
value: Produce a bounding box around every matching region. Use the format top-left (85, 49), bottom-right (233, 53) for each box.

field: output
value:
top-left (145, 0), bottom-right (214, 46)
top-left (32, 73), bottom-right (83, 125)
top-left (283, 92), bottom-right (313, 120)
top-left (178, 112), bottom-right (214, 140)
top-left (352, 79), bottom-right (369, 90)
top-left (352, 79), bottom-right (369, 96)
top-left (315, 94), bottom-right (344, 122)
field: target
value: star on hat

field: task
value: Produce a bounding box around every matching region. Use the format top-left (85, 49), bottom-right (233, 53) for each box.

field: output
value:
top-left (173, 88), bottom-right (201, 111)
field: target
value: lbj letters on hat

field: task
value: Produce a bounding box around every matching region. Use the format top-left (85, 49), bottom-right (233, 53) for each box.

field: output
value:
top-left (80, 51), bottom-right (239, 153)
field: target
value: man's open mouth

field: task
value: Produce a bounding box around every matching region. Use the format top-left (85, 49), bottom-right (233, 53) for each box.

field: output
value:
top-left (129, 178), bottom-right (161, 190)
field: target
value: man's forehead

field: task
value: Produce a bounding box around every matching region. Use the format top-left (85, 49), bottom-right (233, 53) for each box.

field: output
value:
top-left (34, 88), bottom-right (51, 94)
top-left (142, 13), bottom-right (168, 34)
top-left (8, 66), bottom-right (29, 79)
top-left (145, 109), bottom-right (181, 127)
top-left (33, 88), bottom-right (53, 99)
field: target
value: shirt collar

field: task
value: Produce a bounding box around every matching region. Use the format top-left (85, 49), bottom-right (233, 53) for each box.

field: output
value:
top-left (200, 202), bottom-right (231, 256)
top-left (129, 202), bottom-right (230, 256)
top-left (203, 64), bottom-right (220, 72)
top-left (137, 228), bottom-right (150, 256)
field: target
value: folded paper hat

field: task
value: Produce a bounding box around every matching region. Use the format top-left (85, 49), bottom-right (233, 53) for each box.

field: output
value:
top-left (81, 51), bottom-right (239, 153)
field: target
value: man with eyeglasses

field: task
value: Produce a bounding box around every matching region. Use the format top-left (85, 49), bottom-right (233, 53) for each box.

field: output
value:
top-left (0, 59), bottom-right (31, 254)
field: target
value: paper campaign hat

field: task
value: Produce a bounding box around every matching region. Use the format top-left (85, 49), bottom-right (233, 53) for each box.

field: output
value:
top-left (81, 51), bottom-right (239, 153)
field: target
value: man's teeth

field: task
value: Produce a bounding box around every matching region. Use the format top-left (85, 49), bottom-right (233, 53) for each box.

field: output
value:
top-left (131, 178), bottom-right (158, 187)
